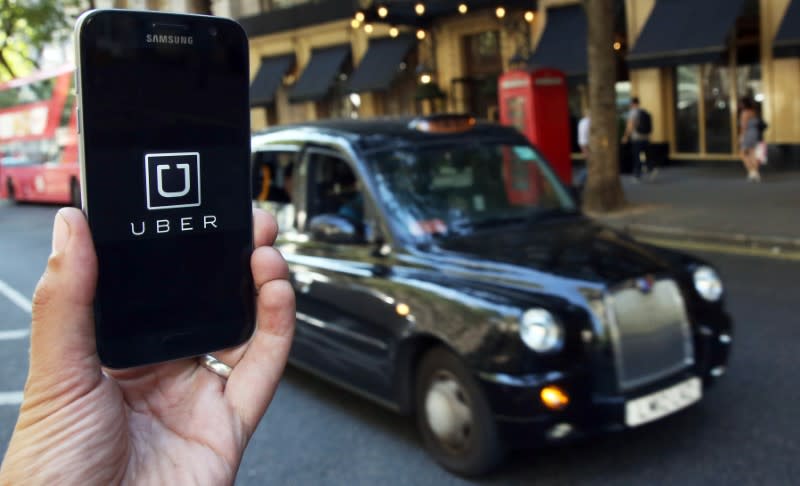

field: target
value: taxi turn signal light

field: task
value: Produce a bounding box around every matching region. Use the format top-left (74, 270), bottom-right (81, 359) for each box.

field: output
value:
top-left (409, 115), bottom-right (476, 134)
top-left (540, 385), bottom-right (569, 411)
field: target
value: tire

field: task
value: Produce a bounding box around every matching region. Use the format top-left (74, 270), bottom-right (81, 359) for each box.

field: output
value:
top-left (69, 179), bottom-right (81, 208)
top-left (415, 347), bottom-right (504, 476)
top-left (6, 179), bottom-right (16, 204)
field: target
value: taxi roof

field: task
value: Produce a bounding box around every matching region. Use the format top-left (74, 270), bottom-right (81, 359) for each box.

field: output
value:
top-left (253, 116), bottom-right (529, 153)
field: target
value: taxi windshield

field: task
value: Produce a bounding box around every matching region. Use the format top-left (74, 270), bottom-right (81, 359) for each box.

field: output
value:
top-left (368, 142), bottom-right (577, 241)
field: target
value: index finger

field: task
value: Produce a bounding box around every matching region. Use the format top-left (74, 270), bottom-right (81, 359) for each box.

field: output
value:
top-left (253, 208), bottom-right (278, 248)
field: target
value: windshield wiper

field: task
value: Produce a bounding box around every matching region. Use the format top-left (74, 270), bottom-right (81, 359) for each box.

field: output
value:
top-left (468, 209), bottom-right (580, 228)
top-left (452, 216), bottom-right (528, 231)
top-left (526, 207), bottom-right (581, 222)
top-left (446, 209), bottom-right (580, 236)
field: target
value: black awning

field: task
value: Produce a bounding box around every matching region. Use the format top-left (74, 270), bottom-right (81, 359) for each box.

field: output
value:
top-left (775, 0), bottom-right (800, 57)
top-left (239, 0), bottom-right (350, 38)
top-left (528, 5), bottom-right (587, 77)
top-left (628, 0), bottom-right (747, 69)
top-left (347, 35), bottom-right (415, 93)
top-left (289, 45), bottom-right (351, 103)
top-left (250, 54), bottom-right (295, 106)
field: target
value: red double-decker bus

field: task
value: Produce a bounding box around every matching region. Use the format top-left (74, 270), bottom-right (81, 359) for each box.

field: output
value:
top-left (0, 65), bottom-right (80, 205)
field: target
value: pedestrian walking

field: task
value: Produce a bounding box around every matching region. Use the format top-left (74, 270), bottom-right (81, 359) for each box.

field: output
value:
top-left (578, 110), bottom-right (591, 162)
top-left (739, 97), bottom-right (763, 182)
top-left (621, 97), bottom-right (654, 182)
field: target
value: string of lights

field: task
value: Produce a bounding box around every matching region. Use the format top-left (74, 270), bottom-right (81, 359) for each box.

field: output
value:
top-left (350, 2), bottom-right (623, 68)
top-left (349, 2), bottom-right (537, 92)
top-left (351, 2), bottom-right (537, 38)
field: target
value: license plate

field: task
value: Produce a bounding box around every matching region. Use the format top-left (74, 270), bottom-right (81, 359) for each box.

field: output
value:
top-left (625, 377), bottom-right (702, 427)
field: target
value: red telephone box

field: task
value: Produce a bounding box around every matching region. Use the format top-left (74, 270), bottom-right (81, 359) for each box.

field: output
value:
top-left (498, 68), bottom-right (572, 186)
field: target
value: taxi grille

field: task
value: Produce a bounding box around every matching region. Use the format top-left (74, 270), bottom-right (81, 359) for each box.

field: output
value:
top-left (606, 279), bottom-right (694, 391)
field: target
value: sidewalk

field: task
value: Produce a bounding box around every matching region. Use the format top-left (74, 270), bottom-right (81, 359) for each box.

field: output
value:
top-left (591, 165), bottom-right (800, 255)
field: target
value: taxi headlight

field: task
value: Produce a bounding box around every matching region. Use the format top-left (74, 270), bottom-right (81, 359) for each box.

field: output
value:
top-left (520, 308), bottom-right (564, 353)
top-left (693, 266), bottom-right (723, 302)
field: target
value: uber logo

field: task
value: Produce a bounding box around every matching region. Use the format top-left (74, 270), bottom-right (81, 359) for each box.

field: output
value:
top-left (145, 152), bottom-right (201, 210)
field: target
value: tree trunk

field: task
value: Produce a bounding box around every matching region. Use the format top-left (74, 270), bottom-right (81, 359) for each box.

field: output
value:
top-left (193, 0), bottom-right (213, 15)
top-left (582, 0), bottom-right (626, 212)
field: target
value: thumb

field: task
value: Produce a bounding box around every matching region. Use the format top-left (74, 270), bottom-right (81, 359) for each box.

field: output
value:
top-left (26, 208), bottom-right (100, 399)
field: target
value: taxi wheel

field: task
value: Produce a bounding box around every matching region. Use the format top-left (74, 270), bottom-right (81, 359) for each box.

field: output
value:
top-left (6, 179), bottom-right (16, 204)
top-left (415, 347), bottom-right (504, 477)
top-left (70, 179), bottom-right (81, 208)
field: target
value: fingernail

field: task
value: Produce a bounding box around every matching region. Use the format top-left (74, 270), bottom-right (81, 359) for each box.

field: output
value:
top-left (52, 210), bottom-right (71, 254)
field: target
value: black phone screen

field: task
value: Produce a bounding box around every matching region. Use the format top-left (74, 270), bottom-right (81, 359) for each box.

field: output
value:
top-left (78, 11), bottom-right (254, 367)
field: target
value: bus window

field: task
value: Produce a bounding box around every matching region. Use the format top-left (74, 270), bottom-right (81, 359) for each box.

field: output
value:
top-left (0, 67), bottom-right (80, 204)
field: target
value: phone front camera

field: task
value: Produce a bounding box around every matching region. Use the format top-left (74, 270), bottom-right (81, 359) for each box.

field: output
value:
top-left (209, 27), bottom-right (218, 37)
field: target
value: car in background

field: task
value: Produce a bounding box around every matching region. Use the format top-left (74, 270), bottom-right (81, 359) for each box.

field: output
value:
top-left (251, 115), bottom-right (732, 476)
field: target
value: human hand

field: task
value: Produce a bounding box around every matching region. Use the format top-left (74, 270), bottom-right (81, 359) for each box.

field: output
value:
top-left (0, 207), bottom-right (294, 485)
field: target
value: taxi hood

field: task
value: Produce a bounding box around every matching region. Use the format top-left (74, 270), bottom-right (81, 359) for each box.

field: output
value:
top-left (435, 216), bottom-right (673, 285)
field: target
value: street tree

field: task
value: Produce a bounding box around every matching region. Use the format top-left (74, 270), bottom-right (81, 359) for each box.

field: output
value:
top-left (582, 0), bottom-right (626, 212)
top-left (0, 0), bottom-right (70, 80)
top-left (193, 0), bottom-right (213, 15)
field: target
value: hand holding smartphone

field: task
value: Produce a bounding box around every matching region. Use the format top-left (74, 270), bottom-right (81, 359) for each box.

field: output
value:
top-left (75, 10), bottom-right (255, 368)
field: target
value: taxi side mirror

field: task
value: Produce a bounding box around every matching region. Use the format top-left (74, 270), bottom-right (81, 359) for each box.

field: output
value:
top-left (308, 214), bottom-right (362, 244)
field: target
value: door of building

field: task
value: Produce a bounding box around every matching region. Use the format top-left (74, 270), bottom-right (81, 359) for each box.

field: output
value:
top-left (459, 30), bottom-right (502, 119)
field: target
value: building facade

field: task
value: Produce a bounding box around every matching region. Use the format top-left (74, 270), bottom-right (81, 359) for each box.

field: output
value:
top-left (625, 0), bottom-right (800, 166)
top-left (239, 0), bottom-right (800, 166)
top-left (93, 0), bottom-right (209, 12)
top-left (237, 1), bottom-right (538, 131)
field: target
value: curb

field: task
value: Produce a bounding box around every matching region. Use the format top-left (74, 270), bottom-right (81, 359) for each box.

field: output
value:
top-left (611, 222), bottom-right (800, 255)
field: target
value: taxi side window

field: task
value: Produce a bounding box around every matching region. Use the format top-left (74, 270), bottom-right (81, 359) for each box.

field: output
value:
top-left (307, 152), bottom-right (364, 229)
top-left (252, 149), bottom-right (298, 230)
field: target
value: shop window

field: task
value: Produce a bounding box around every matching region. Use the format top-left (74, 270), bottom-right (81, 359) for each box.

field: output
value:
top-left (736, 64), bottom-right (763, 110)
top-left (317, 74), bottom-right (358, 120)
top-left (674, 66), bottom-right (700, 153)
top-left (460, 31), bottom-right (502, 119)
top-left (670, 0), bottom-right (761, 156)
top-left (674, 61), bottom-right (762, 155)
top-left (465, 31), bottom-right (502, 72)
top-left (380, 54), bottom-right (418, 116)
top-left (615, 81), bottom-right (632, 136)
top-left (703, 65), bottom-right (733, 154)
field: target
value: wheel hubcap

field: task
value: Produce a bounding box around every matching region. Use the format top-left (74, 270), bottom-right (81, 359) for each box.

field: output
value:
top-left (424, 370), bottom-right (473, 451)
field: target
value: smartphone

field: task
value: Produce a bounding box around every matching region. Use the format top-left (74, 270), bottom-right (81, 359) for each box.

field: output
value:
top-left (75, 10), bottom-right (255, 368)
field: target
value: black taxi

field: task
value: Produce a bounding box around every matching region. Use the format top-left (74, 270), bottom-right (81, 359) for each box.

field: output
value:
top-left (251, 115), bottom-right (732, 476)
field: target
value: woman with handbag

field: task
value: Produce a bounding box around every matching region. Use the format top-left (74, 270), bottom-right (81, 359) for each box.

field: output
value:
top-left (739, 97), bottom-right (762, 182)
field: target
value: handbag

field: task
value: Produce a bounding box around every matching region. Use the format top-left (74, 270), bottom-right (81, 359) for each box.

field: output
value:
top-left (755, 141), bottom-right (768, 165)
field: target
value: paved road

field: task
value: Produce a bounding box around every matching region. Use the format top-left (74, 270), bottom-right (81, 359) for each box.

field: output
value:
top-left (0, 202), bottom-right (798, 485)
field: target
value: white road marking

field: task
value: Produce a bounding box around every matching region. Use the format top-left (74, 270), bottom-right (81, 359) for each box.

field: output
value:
top-left (0, 279), bottom-right (33, 314)
top-left (0, 329), bottom-right (29, 340)
top-left (0, 280), bottom-right (31, 404)
top-left (0, 392), bottom-right (24, 406)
